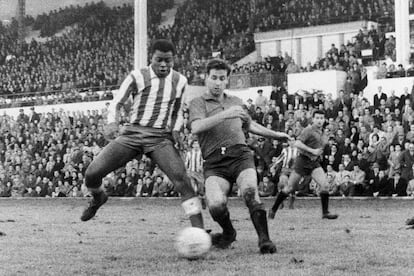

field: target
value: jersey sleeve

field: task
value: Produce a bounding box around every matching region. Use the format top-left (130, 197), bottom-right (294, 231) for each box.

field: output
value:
top-left (297, 127), bottom-right (311, 144)
top-left (189, 97), bottom-right (207, 125)
top-left (107, 70), bottom-right (144, 124)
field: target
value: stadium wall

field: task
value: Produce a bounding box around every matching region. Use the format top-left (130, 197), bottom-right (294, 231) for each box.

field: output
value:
top-left (287, 70), bottom-right (348, 99)
top-left (254, 21), bottom-right (378, 67)
top-left (363, 76), bottom-right (414, 104)
top-left (1, 85), bottom-right (273, 119)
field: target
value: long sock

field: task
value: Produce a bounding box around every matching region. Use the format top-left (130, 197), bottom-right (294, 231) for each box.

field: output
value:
top-left (320, 191), bottom-right (329, 214)
top-left (211, 209), bottom-right (235, 235)
top-left (182, 197), bottom-right (204, 229)
top-left (250, 209), bottom-right (270, 242)
top-left (271, 191), bottom-right (288, 212)
top-left (189, 213), bottom-right (204, 229)
top-left (89, 187), bottom-right (103, 197)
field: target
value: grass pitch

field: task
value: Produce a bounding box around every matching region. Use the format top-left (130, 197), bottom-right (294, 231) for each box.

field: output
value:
top-left (1, 198), bottom-right (414, 276)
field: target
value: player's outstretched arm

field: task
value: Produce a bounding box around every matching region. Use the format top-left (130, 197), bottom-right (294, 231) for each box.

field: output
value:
top-left (294, 140), bottom-right (322, 156)
top-left (248, 121), bottom-right (292, 140)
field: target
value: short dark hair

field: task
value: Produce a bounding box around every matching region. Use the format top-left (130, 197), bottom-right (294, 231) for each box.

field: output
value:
top-left (313, 109), bottom-right (325, 117)
top-left (150, 39), bottom-right (176, 55)
top-left (206, 59), bottom-right (231, 76)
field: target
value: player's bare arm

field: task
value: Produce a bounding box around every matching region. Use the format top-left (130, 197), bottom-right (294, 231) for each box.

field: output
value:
top-left (294, 140), bottom-right (323, 157)
top-left (248, 121), bottom-right (292, 140)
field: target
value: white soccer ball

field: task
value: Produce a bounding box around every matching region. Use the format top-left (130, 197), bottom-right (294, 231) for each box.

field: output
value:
top-left (175, 227), bottom-right (211, 259)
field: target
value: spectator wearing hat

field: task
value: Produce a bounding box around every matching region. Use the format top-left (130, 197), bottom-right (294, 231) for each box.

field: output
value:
top-left (17, 109), bottom-right (29, 125)
top-left (245, 98), bottom-right (256, 117)
top-left (255, 89), bottom-right (268, 112)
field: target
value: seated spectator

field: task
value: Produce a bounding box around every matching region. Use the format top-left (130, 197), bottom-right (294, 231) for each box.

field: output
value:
top-left (140, 177), bottom-right (154, 197)
top-left (258, 175), bottom-right (275, 197)
top-left (349, 163), bottom-right (366, 196)
top-left (339, 174), bottom-right (353, 197)
top-left (124, 177), bottom-right (136, 197)
top-left (52, 186), bottom-right (66, 197)
top-left (382, 171), bottom-right (407, 196)
top-left (407, 165), bottom-right (414, 196)
top-left (395, 64), bottom-right (406, 78)
top-left (158, 176), bottom-right (177, 197)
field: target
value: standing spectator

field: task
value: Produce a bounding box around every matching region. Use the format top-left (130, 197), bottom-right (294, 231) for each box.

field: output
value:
top-left (373, 86), bottom-right (387, 109)
top-left (29, 107), bottom-right (41, 125)
top-left (399, 143), bottom-right (414, 181)
top-left (255, 90), bottom-right (268, 112)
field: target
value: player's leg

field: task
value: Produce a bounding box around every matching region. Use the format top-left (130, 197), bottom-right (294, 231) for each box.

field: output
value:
top-left (81, 141), bottom-right (139, 221)
top-left (269, 171), bottom-right (302, 219)
top-left (312, 167), bottom-right (338, 219)
top-left (237, 168), bottom-right (276, 254)
top-left (204, 175), bottom-right (237, 248)
top-left (150, 144), bottom-right (204, 229)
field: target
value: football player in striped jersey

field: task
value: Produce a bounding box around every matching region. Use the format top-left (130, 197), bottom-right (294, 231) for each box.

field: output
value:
top-left (80, 39), bottom-right (204, 230)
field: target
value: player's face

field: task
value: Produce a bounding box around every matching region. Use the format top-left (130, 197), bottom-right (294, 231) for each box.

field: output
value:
top-left (313, 113), bottom-right (325, 128)
top-left (151, 50), bottom-right (174, 78)
top-left (206, 69), bottom-right (228, 97)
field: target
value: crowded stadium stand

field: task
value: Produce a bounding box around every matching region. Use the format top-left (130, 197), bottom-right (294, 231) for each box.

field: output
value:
top-left (3, 0), bottom-right (414, 199)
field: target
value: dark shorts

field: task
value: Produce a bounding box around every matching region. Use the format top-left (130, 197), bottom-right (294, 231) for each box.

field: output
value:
top-left (293, 154), bottom-right (321, 176)
top-left (203, 144), bottom-right (255, 185)
top-left (114, 124), bottom-right (174, 154)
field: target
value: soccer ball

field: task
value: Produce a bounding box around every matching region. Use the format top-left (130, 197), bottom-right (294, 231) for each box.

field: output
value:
top-left (175, 227), bottom-right (211, 259)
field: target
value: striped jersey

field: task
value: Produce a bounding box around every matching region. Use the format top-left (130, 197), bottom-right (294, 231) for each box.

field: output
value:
top-left (185, 149), bottom-right (203, 172)
top-left (107, 66), bottom-right (187, 131)
top-left (274, 146), bottom-right (298, 169)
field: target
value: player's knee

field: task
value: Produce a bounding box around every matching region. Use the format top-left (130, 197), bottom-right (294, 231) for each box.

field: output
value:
top-left (283, 183), bottom-right (294, 194)
top-left (208, 201), bottom-right (227, 219)
top-left (242, 187), bottom-right (264, 214)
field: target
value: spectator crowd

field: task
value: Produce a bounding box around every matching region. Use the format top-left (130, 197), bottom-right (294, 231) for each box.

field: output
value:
top-left (0, 0), bottom-right (399, 95)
